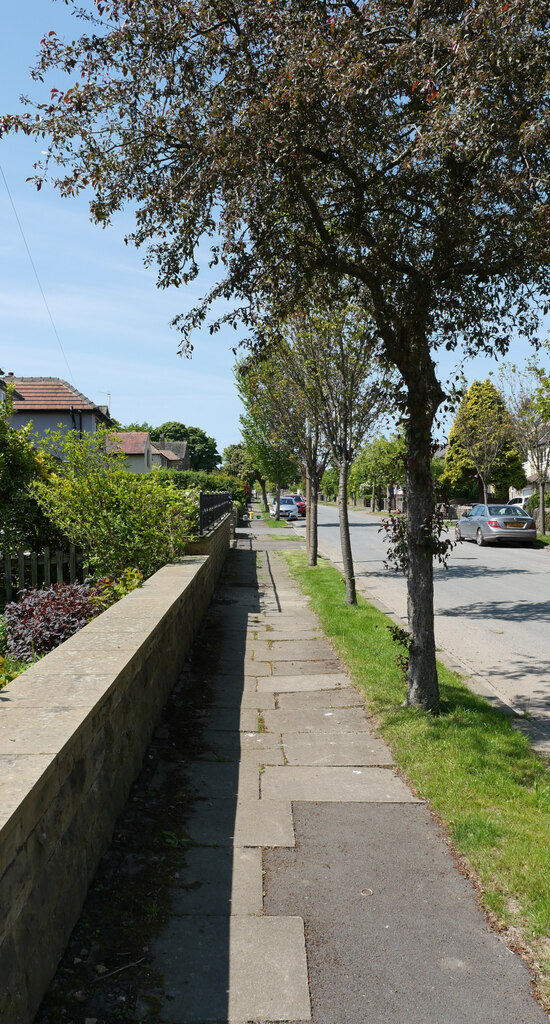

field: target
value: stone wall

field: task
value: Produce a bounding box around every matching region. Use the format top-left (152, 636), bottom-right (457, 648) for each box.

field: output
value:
top-left (0, 511), bottom-right (235, 1024)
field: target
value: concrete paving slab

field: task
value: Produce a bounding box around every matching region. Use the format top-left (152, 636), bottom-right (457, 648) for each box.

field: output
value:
top-left (238, 691), bottom-right (277, 710)
top-left (272, 658), bottom-right (342, 676)
top-left (262, 765), bottom-right (418, 802)
top-left (252, 628), bottom-right (323, 641)
top-left (260, 614), bottom-right (320, 629)
top-left (282, 732), bottom-right (394, 766)
top-left (172, 847), bottom-right (263, 916)
top-left (263, 706), bottom-right (370, 734)
top-left (185, 762), bottom-right (259, 801)
top-left (278, 688), bottom-right (363, 709)
top-left (243, 658), bottom-right (273, 676)
top-left (152, 903), bottom-right (310, 1023)
top-left (258, 672), bottom-right (350, 692)
top-left (252, 640), bottom-right (336, 661)
top-left (227, 917), bottom-right (310, 1022)
top-left (199, 729), bottom-right (284, 763)
top-left (186, 798), bottom-right (295, 847)
top-left (233, 797), bottom-right (296, 847)
top-left (196, 706), bottom-right (259, 732)
top-left (207, 687), bottom-right (276, 711)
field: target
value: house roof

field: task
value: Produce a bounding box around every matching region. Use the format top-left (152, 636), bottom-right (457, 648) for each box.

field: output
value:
top-left (5, 377), bottom-right (111, 421)
top-left (151, 444), bottom-right (181, 462)
top-left (160, 439), bottom-right (188, 459)
top-left (107, 431), bottom-right (149, 456)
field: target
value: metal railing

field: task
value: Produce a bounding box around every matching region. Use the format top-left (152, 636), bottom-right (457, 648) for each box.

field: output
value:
top-left (199, 491), bottom-right (233, 535)
top-left (1, 545), bottom-right (84, 606)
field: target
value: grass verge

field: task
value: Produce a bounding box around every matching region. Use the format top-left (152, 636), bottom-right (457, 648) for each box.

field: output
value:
top-left (284, 550), bottom-right (550, 1006)
top-left (268, 533), bottom-right (303, 542)
top-left (261, 511), bottom-right (291, 528)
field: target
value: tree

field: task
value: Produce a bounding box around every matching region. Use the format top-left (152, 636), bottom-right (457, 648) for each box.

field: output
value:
top-left (284, 305), bottom-right (391, 604)
top-left (321, 468), bottom-right (339, 501)
top-left (442, 380), bottom-right (526, 503)
top-left (500, 360), bottom-right (550, 535)
top-left (151, 422), bottom-right (220, 472)
top-left (7, 2), bottom-right (550, 709)
top-left (236, 358), bottom-right (300, 515)
top-left (249, 336), bottom-right (330, 565)
top-left (121, 421), bottom-right (154, 434)
top-left (222, 443), bottom-right (270, 511)
top-left (353, 435), bottom-right (407, 511)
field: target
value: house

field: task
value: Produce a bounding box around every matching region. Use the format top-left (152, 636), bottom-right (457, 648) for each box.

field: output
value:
top-left (151, 435), bottom-right (190, 471)
top-left (107, 431), bottom-right (152, 473)
top-left (4, 376), bottom-right (113, 437)
top-left (150, 444), bottom-right (184, 470)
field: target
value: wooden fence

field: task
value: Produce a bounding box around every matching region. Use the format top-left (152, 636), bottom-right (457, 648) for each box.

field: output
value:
top-left (1, 546), bottom-right (84, 605)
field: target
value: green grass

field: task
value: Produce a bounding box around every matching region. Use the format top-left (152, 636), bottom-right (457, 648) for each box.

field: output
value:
top-left (268, 533), bottom-right (303, 541)
top-left (284, 550), bottom-right (550, 1003)
top-left (261, 511), bottom-right (290, 528)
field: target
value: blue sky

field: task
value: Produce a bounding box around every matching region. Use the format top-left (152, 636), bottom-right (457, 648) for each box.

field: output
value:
top-left (1, 2), bottom-right (548, 456)
top-left (0, 0), bottom-right (244, 454)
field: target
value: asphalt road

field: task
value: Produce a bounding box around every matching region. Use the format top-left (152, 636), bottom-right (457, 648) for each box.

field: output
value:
top-left (293, 505), bottom-right (550, 722)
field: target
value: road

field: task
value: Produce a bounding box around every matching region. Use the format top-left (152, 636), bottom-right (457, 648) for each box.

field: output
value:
top-left (293, 504), bottom-right (550, 731)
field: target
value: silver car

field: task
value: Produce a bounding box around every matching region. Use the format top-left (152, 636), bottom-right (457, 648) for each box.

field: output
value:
top-left (455, 504), bottom-right (537, 546)
top-left (269, 496), bottom-right (299, 520)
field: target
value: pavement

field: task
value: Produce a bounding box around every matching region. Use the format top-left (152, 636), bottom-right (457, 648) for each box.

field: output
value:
top-left (146, 511), bottom-right (548, 1023)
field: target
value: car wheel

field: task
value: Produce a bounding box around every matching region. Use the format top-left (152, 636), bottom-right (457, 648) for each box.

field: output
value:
top-left (455, 525), bottom-right (462, 541)
top-left (476, 528), bottom-right (485, 547)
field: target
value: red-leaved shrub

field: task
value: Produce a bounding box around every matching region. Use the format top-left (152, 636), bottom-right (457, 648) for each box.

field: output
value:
top-left (4, 583), bottom-right (96, 661)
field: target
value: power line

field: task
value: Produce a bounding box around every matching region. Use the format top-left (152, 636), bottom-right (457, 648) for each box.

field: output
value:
top-left (0, 162), bottom-right (75, 384)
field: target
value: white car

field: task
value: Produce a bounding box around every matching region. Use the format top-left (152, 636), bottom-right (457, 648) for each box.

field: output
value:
top-left (270, 496), bottom-right (299, 520)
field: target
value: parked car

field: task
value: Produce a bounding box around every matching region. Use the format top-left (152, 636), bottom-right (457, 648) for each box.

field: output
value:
top-left (508, 496), bottom-right (529, 509)
top-left (289, 494), bottom-right (306, 517)
top-left (455, 504), bottom-right (537, 546)
top-left (270, 496), bottom-right (299, 520)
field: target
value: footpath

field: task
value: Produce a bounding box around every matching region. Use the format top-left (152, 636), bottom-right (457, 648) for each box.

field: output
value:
top-left (35, 512), bottom-right (549, 1024)
top-left (143, 515), bottom-right (547, 1024)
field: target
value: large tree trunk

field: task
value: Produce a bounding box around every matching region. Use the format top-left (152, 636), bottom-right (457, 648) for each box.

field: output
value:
top-left (338, 461), bottom-right (356, 605)
top-left (404, 364), bottom-right (443, 712)
top-left (275, 483), bottom-right (281, 520)
top-left (539, 480), bottom-right (546, 536)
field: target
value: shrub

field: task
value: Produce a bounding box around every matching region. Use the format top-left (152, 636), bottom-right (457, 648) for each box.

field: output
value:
top-left (0, 617), bottom-right (7, 657)
top-left (4, 582), bottom-right (96, 661)
top-left (0, 655), bottom-right (26, 690)
top-left (87, 568), bottom-right (143, 615)
top-left (32, 429), bottom-right (200, 578)
top-left (156, 468), bottom-right (248, 505)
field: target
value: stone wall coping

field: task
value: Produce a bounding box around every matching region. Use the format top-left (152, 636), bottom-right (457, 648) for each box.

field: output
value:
top-left (0, 555), bottom-right (209, 854)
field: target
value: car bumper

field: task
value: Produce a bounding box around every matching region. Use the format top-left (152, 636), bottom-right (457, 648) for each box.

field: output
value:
top-left (484, 529), bottom-right (536, 543)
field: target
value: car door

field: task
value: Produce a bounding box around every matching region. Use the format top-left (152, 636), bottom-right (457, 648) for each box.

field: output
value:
top-left (464, 505), bottom-right (481, 539)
